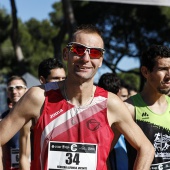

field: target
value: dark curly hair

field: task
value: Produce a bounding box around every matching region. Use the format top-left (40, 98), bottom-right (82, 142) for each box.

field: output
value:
top-left (38, 58), bottom-right (65, 79)
top-left (98, 73), bottom-right (120, 94)
top-left (141, 45), bottom-right (170, 72)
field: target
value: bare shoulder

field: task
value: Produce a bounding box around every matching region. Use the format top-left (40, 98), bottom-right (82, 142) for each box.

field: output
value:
top-left (107, 92), bottom-right (129, 124)
top-left (24, 85), bottom-right (45, 103)
top-left (0, 85), bottom-right (45, 145)
top-left (107, 92), bottom-right (136, 125)
top-left (15, 85), bottom-right (45, 118)
top-left (107, 92), bottom-right (123, 108)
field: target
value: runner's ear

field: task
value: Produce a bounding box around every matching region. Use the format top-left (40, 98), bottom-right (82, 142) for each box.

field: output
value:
top-left (141, 66), bottom-right (148, 79)
top-left (39, 76), bottom-right (46, 84)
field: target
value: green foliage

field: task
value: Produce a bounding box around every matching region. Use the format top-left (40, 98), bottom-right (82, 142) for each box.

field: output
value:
top-left (0, 9), bottom-right (14, 75)
top-left (0, 5), bottom-right (60, 78)
top-left (118, 68), bottom-right (140, 91)
top-left (25, 19), bottom-right (58, 45)
top-left (72, 1), bottom-right (170, 88)
top-left (0, 1), bottom-right (170, 90)
top-left (160, 6), bottom-right (170, 21)
top-left (0, 38), bottom-right (15, 74)
top-left (72, 1), bottom-right (170, 69)
top-left (49, 2), bottom-right (63, 26)
top-left (0, 8), bottom-right (11, 42)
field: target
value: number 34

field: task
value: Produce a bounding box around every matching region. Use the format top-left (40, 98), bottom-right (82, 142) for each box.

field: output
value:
top-left (65, 153), bottom-right (80, 165)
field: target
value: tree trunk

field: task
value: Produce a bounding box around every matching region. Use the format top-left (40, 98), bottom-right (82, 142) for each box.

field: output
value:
top-left (53, 0), bottom-right (77, 60)
top-left (62, 0), bottom-right (77, 39)
top-left (10, 0), bottom-right (24, 62)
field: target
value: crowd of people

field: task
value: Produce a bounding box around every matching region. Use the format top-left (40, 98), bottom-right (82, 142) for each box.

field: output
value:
top-left (1, 24), bottom-right (170, 170)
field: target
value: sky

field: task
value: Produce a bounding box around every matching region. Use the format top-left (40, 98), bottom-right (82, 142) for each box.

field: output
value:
top-left (0, 0), bottom-right (59, 22)
top-left (0, 0), bottom-right (140, 83)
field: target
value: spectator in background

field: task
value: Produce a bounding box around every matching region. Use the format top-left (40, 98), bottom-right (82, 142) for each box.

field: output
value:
top-left (19, 58), bottom-right (66, 169)
top-left (1, 76), bottom-right (28, 170)
top-left (128, 85), bottom-right (138, 97)
top-left (38, 58), bottom-right (66, 83)
top-left (98, 72), bottom-right (121, 94)
top-left (98, 73), bottom-right (128, 170)
top-left (117, 80), bottom-right (129, 101)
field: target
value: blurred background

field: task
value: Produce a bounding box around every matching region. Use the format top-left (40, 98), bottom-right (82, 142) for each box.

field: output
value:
top-left (0, 0), bottom-right (170, 114)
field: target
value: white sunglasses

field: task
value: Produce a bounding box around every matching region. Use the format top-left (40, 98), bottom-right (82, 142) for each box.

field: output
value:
top-left (7, 85), bottom-right (27, 92)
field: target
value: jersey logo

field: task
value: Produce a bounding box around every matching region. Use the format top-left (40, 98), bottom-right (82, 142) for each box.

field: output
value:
top-left (154, 132), bottom-right (170, 161)
top-left (141, 112), bottom-right (149, 119)
top-left (86, 119), bottom-right (101, 131)
top-left (50, 109), bottom-right (63, 119)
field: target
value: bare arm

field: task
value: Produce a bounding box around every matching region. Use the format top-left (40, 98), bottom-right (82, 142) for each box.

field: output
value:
top-left (0, 147), bottom-right (2, 170)
top-left (124, 97), bottom-right (136, 119)
top-left (110, 124), bottom-right (121, 149)
top-left (0, 86), bottom-right (45, 170)
top-left (2, 145), bottom-right (6, 169)
top-left (107, 92), bottom-right (154, 170)
top-left (19, 120), bottom-right (32, 170)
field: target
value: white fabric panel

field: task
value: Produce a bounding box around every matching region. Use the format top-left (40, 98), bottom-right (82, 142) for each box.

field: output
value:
top-left (85, 0), bottom-right (170, 7)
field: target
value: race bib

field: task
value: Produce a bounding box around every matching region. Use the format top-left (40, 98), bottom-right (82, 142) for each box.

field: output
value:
top-left (47, 141), bottom-right (97, 170)
top-left (150, 161), bottom-right (170, 170)
top-left (10, 148), bottom-right (19, 168)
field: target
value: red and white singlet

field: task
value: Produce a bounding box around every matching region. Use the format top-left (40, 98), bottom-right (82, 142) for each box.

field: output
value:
top-left (31, 82), bottom-right (114, 170)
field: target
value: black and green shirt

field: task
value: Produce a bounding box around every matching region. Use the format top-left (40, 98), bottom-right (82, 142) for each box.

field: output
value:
top-left (126, 94), bottom-right (170, 170)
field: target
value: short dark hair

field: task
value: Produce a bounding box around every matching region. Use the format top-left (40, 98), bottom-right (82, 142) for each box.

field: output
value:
top-left (98, 73), bottom-right (120, 94)
top-left (38, 58), bottom-right (65, 79)
top-left (120, 79), bottom-right (130, 95)
top-left (7, 75), bottom-right (27, 86)
top-left (141, 45), bottom-right (170, 72)
top-left (71, 24), bottom-right (103, 42)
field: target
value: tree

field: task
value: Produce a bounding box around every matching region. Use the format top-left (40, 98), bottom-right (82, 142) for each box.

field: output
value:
top-left (1, 0), bottom-right (170, 90)
top-left (50, 0), bottom-right (77, 61)
top-left (70, 1), bottom-right (170, 89)
top-left (0, 5), bottom-right (58, 77)
top-left (0, 8), bottom-right (14, 75)
top-left (118, 68), bottom-right (140, 91)
top-left (10, 0), bottom-right (22, 60)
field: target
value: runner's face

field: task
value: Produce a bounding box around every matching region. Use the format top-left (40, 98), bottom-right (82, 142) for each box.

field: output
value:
top-left (146, 57), bottom-right (170, 94)
top-left (46, 68), bottom-right (66, 82)
top-left (66, 32), bottom-right (104, 81)
top-left (7, 79), bottom-right (27, 104)
top-left (117, 87), bottom-right (129, 101)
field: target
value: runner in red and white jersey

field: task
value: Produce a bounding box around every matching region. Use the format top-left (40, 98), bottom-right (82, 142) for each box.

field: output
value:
top-left (0, 24), bottom-right (154, 170)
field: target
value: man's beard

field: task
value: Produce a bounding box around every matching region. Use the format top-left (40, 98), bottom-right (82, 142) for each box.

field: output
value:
top-left (157, 87), bottom-right (170, 95)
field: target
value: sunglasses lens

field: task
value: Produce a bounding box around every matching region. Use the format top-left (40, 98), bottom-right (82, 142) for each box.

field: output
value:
top-left (16, 86), bottom-right (24, 90)
top-left (89, 48), bottom-right (102, 59)
top-left (8, 87), bottom-right (13, 91)
top-left (8, 85), bottom-right (26, 91)
top-left (69, 43), bottom-right (104, 59)
top-left (71, 44), bottom-right (86, 56)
